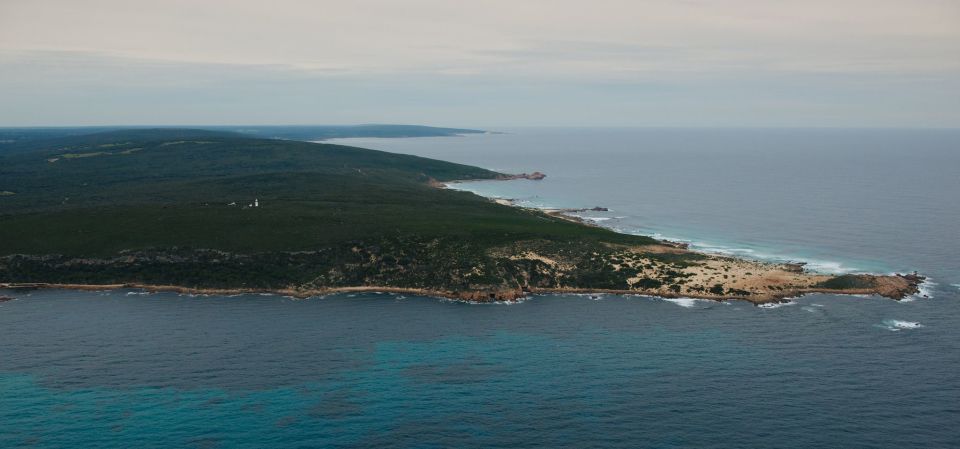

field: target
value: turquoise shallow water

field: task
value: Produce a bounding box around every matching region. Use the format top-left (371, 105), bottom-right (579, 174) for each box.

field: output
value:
top-left (0, 291), bottom-right (960, 448)
top-left (3, 128), bottom-right (960, 447)
top-left (2, 290), bottom-right (959, 448)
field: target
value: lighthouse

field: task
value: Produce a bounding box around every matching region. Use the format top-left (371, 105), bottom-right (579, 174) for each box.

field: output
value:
top-left (254, 198), bottom-right (259, 207)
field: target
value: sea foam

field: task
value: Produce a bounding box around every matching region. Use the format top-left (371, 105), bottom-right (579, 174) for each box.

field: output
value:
top-left (902, 279), bottom-right (936, 302)
top-left (646, 232), bottom-right (860, 275)
top-left (460, 181), bottom-right (870, 277)
top-left (757, 301), bottom-right (796, 309)
top-left (879, 319), bottom-right (923, 331)
top-left (658, 297), bottom-right (708, 308)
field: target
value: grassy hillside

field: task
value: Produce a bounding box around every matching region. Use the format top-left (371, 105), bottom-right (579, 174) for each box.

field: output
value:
top-left (0, 129), bottom-right (660, 294)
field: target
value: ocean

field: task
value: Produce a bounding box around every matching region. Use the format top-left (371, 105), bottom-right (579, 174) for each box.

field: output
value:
top-left (2, 128), bottom-right (959, 448)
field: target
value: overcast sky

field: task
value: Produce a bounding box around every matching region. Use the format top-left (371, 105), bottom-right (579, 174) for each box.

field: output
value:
top-left (1, 0), bottom-right (958, 127)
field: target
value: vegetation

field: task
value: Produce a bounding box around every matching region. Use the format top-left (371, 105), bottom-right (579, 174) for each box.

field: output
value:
top-left (0, 129), bottom-right (662, 295)
top-left (814, 274), bottom-right (878, 290)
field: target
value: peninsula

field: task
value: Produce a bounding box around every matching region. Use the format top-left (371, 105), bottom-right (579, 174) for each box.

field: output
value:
top-left (0, 128), bottom-right (923, 304)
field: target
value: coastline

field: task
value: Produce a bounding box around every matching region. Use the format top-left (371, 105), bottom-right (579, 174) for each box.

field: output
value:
top-left (0, 174), bottom-right (926, 307)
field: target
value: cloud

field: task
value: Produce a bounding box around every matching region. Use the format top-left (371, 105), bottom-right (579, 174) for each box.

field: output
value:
top-left (3, 0), bottom-right (958, 76)
top-left (1, 0), bottom-right (958, 126)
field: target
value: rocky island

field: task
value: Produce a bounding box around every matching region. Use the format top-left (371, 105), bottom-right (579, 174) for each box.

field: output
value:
top-left (0, 128), bottom-right (923, 304)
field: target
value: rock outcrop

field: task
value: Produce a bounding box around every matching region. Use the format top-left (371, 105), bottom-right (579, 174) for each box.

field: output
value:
top-left (499, 172), bottom-right (546, 181)
top-left (453, 288), bottom-right (526, 302)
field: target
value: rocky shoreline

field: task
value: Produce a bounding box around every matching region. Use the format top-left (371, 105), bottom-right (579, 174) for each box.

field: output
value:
top-left (0, 270), bottom-right (926, 306)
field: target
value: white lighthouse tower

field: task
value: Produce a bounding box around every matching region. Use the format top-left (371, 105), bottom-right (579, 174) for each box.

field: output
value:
top-left (254, 198), bottom-right (259, 207)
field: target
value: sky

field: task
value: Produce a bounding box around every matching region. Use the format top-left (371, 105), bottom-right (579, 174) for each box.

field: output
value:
top-left (1, 0), bottom-right (958, 127)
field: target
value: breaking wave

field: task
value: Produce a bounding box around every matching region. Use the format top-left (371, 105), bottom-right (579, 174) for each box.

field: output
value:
top-left (757, 301), bottom-right (796, 309)
top-left (125, 291), bottom-right (153, 296)
top-left (878, 319), bottom-right (924, 331)
top-left (801, 305), bottom-right (824, 313)
top-left (658, 297), bottom-right (709, 308)
top-left (902, 279), bottom-right (937, 302)
top-left (615, 229), bottom-right (864, 275)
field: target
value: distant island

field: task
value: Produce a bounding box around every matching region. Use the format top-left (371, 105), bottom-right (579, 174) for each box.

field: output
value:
top-left (0, 128), bottom-right (923, 304)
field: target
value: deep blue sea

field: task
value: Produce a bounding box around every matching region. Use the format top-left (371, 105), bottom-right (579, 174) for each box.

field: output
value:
top-left (3, 128), bottom-right (959, 448)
